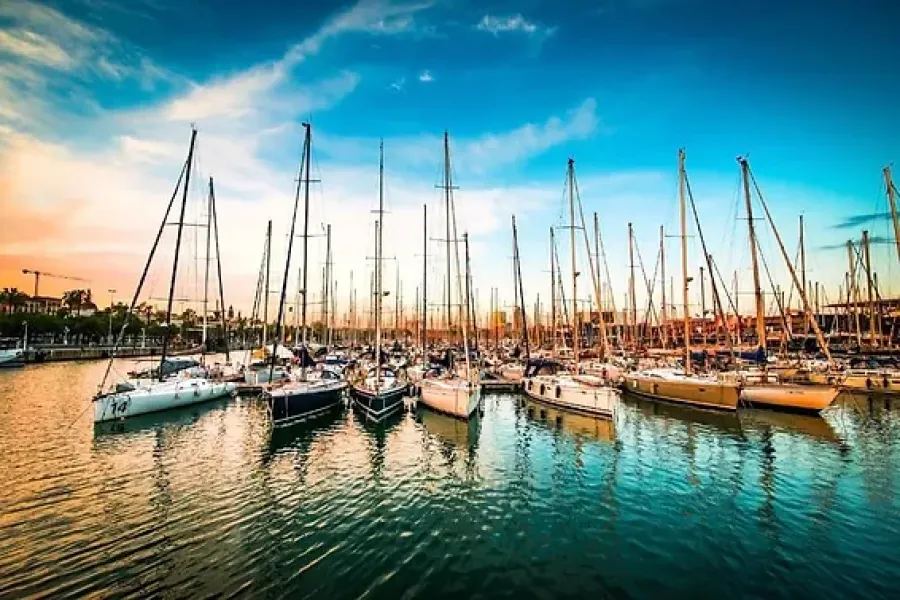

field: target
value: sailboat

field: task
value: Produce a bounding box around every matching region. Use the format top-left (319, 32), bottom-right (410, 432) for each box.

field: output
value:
top-left (93, 128), bottom-right (236, 423)
top-left (730, 156), bottom-right (839, 412)
top-left (419, 132), bottom-right (482, 420)
top-left (0, 322), bottom-right (26, 368)
top-left (623, 149), bottom-right (741, 411)
top-left (350, 140), bottom-right (409, 421)
top-left (522, 158), bottom-right (619, 418)
top-left (262, 123), bottom-right (347, 426)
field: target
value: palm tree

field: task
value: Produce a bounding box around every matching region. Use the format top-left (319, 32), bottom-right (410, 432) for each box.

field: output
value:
top-left (62, 289), bottom-right (91, 316)
top-left (0, 287), bottom-right (29, 312)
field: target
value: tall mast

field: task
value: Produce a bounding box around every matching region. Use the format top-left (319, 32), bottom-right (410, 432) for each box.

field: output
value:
top-left (799, 215), bottom-right (807, 308)
top-left (863, 230), bottom-right (876, 347)
top-left (746, 158), bottom-right (833, 362)
top-left (739, 156), bottom-right (767, 354)
top-left (263, 220), bottom-right (271, 347)
top-left (324, 224), bottom-right (331, 347)
top-left (513, 215), bottom-right (530, 360)
top-left (159, 127), bottom-right (196, 382)
top-left (628, 222), bottom-right (637, 348)
top-left (884, 166), bottom-right (900, 264)
top-left (270, 122), bottom-right (310, 382)
top-left (677, 148), bottom-right (691, 374)
top-left (202, 177), bottom-right (213, 353)
top-left (443, 131), bottom-right (452, 339)
top-left (376, 139), bottom-right (385, 387)
top-left (593, 212), bottom-right (610, 357)
top-left (660, 225), bottom-right (667, 348)
top-left (699, 266), bottom-right (706, 347)
top-left (464, 233), bottom-right (474, 348)
top-left (550, 227), bottom-right (556, 353)
top-left (446, 138), bottom-right (471, 382)
top-left (210, 177), bottom-right (229, 361)
top-left (847, 241), bottom-right (862, 347)
top-left (422, 203), bottom-right (427, 353)
top-left (568, 158), bottom-right (579, 368)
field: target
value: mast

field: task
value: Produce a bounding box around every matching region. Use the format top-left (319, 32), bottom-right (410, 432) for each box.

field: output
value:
top-left (699, 266), bottom-right (706, 347)
top-left (593, 212), bottom-right (610, 357)
top-left (678, 149), bottom-right (691, 374)
top-left (863, 230), bottom-right (877, 347)
top-left (446, 138), bottom-right (472, 383)
top-left (210, 177), bottom-right (229, 361)
top-left (264, 220), bottom-right (271, 347)
top-left (202, 177), bottom-right (213, 352)
top-left (739, 156), bottom-right (767, 354)
top-left (884, 166), bottom-right (900, 264)
top-left (628, 222), bottom-right (637, 348)
top-left (660, 225), bottom-right (667, 348)
top-left (158, 127), bottom-right (196, 382)
top-left (799, 215), bottom-right (807, 310)
top-left (550, 227), bottom-right (556, 352)
top-left (513, 215), bottom-right (530, 360)
top-left (376, 139), bottom-right (385, 387)
top-left (324, 224), bottom-right (331, 347)
top-left (847, 241), bottom-right (862, 347)
top-left (746, 158), bottom-right (833, 362)
top-left (422, 203), bottom-right (427, 353)
top-left (270, 122), bottom-right (310, 382)
top-left (443, 131), bottom-right (452, 339)
top-left (568, 158), bottom-right (579, 368)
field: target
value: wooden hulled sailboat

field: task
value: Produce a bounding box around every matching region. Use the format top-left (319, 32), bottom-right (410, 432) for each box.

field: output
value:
top-left (419, 132), bottom-right (481, 419)
top-left (623, 149), bottom-right (741, 411)
top-left (350, 140), bottom-right (408, 421)
top-left (730, 156), bottom-right (839, 413)
top-left (263, 123), bottom-right (346, 426)
top-left (93, 129), bottom-right (236, 423)
top-left (523, 158), bottom-right (619, 418)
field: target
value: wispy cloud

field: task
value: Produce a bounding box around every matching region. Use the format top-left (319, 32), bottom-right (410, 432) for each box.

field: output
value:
top-left (389, 77), bottom-right (406, 91)
top-left (819, 235), bottom-right (894, 251)
top-left (418, 69), bottom-right (433, 83)
top-left (475, 14), bottom-right (555, 37)
top-left (831, 211), bottom-right (891, 230)
top-left (317, 97), bottom-right (603, 174)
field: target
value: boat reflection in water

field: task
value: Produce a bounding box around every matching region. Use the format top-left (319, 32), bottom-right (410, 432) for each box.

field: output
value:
top-left (738, 408), bottom-right (843, 445)
top-left (620, 391), bottom-right (744, 439)
top-left (416, 404), bottom-right (482, 450)
top-left (520, 397), bottom-right (616, 443)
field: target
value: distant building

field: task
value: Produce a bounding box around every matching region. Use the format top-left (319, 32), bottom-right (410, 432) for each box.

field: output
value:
top-left (1, 295), bottom-right (63, 315)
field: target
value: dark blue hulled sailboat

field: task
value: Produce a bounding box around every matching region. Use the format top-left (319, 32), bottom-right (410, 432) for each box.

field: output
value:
top-left (262, 123), bottom-right (345, 427)
top-left (350, 140), bottom-right (407, 422)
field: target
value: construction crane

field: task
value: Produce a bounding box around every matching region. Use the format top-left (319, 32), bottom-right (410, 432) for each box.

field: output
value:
top-left (21, 269), bottom-right (89, 297)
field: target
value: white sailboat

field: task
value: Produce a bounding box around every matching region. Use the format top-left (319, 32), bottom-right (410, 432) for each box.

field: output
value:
top-left (523, 158), bottom-right (619, 418)
top-left (419, 132), bottom-right (481, 420)
top-left (93, 128), bottom-right (236, 423)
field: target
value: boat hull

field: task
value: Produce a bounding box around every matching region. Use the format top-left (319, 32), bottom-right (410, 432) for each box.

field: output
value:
top-left (419, 379), bottom-right (481, 419)
top-left (623, 374), bottom-right (740, 411)
top-left (266, 380), bottom-right (346, 426)
top-left (740, 385), bottom-right (839, 413)
top-left (350, 384), bottom-right (407, 422)
top-left (93, 379), bottom-right (236, 423)
top-left (0, 350), bottom-right (25, 368)
top-left (523, 375), bottom-right (618, 418)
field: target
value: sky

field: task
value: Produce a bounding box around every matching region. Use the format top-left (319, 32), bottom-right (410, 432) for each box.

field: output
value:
top-left (0, 0), bottom-right (898, 324)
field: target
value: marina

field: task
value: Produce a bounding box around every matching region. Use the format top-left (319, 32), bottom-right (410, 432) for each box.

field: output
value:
top-left (1, 0), bottom-right (899, 597)
top-left (1, 359), bottom-right (899, 599)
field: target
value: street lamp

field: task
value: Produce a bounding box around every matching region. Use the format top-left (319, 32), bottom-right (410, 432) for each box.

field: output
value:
top-left (107, 288), bottom-right (117, 346)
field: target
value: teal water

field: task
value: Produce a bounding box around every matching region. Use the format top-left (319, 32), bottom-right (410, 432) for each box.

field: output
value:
top-left (1, 360), bottom-right (899, 599)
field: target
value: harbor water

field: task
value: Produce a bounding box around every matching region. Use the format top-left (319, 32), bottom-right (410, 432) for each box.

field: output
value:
top-left (1, 360), bottom-right (899, 599)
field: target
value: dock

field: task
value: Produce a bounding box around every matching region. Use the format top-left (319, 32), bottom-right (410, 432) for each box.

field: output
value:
top-left (482, 379), bottom-right (522, 393)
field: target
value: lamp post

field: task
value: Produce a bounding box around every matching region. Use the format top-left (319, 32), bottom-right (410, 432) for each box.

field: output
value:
top-left (107, 288), bottom-right (117, 346)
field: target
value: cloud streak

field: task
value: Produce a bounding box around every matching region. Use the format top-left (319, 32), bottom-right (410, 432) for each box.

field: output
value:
top-left (475, 14), bottom-right (555, 37)
top-left (831, 211), bottom-right (891, 230)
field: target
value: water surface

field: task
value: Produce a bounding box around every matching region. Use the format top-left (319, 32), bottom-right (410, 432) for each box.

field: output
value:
top-left (1, 360), bottom-right (898, 599)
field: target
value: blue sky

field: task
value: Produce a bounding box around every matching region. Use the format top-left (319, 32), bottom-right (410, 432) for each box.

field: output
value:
top-left (1, 0), bottom-right (898, 319)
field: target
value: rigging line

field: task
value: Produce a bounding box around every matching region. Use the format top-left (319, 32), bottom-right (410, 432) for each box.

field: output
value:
top-left (684, 170), bottom-right (731, 349)
top-left (94, 152), bottom-right (189, 399)
top-left (572, 167), bottom-right (610, 353)
top-left (755, 230), bottom-right (793, 338)
top-left (553, 232), bottom-right (571, 332)
top-left (636, 239), bottom-right (661, 332)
